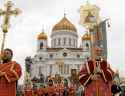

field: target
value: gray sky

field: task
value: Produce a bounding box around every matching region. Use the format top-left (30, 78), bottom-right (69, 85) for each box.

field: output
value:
top-left (0, 0), bottom-right (125, 84)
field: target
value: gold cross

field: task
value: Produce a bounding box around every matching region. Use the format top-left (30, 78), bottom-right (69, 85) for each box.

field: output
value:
top-left (0, 1), bottom-right (21, 33)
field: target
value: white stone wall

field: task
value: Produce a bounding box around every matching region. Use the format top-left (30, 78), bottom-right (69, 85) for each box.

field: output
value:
top-left (30, 48), bottom-right (90, 78)
top-left (51, 30), bottom-right (78, 48)
top-left (30, 29), bottom-right (91, 79)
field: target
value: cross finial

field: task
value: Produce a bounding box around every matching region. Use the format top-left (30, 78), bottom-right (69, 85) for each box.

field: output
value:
top-left (0, 0), bottom-right (21, 33)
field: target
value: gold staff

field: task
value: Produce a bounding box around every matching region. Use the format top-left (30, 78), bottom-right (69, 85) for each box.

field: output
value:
top-left (0, 0), bottom-right (21, 63)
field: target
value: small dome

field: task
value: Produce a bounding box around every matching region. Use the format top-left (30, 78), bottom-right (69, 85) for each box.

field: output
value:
top-left (37, 31), bottom-right (47, 40)
top-left (52, 16), bottom-right (77, 32)
top-left (82, 33), bottom-right (91, 40)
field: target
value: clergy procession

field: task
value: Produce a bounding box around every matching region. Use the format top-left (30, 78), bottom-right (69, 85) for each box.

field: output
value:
top-left (0, 0), bottom-right (125, 96)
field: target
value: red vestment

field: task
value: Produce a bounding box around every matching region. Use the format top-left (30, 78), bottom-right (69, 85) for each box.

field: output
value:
top-left (55, 83), bottom-right (64, 96)
top-left (0, 61), bottom-right (22, 96)
top-left (68, 84), bottom-right (76, 96)
top-left (24, 88), bottom-right (33, 96)
top-left (45, 85), bottom-right (57, 96)
top-left (36, 87), bottom-right (45, 96)
top-left (79, 59), bottom-right (114, 96)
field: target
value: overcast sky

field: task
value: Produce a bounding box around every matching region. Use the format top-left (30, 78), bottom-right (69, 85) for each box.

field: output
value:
top-left (0, 0), bottom-right (125, 84)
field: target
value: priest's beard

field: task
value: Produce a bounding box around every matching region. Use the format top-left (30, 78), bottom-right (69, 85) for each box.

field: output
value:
top-left (2, 57), bottom-right (12, 63)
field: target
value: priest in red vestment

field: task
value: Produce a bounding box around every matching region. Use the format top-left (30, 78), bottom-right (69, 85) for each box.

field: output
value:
top-left (79, 57), bottom-right (114, 96)
top-left (55, 82), bottom-right (64, 96)
top-left (45, 79), bottom-right (57, 96)
top-left (0, 48), bottom-right (22, 96)
top-left (24, 86), bottom-right (33, 96)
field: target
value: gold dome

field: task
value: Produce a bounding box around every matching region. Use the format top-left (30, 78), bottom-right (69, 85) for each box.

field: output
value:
top-left (82, 33), bottom-right (91, 40)
top-left (52, 16), bottom-right (77, 32)
top-left (37, 32), bottom-right (47, 40)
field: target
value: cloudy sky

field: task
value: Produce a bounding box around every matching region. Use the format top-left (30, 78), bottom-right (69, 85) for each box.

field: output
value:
top-left (0, 0), bottom-right (125, 84)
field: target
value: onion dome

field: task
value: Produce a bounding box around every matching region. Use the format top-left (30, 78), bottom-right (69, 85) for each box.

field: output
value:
top-left (52, 16), bottom-right (77, 32)
top-left (37, 31), bottom-right (47, 40)
top-left (82, 33), bottom-right (91, 40)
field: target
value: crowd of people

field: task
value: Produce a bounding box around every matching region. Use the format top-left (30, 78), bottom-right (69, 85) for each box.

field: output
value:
top-left (1, 48), bottom-right (125, 96)
top-left (24, 77), bottom-right (84, 96)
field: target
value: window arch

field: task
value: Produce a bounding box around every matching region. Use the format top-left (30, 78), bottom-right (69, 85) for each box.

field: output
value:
top-left (69, 38), bottom-right (71, 46)
top-left (86, 43), bottom-right (89, 49)
top-left (40, 42), bottom-right (43, 49)
top-left (58, 38), bottom-right (61, 45)
top-left (54, 39), bottom-right (56, 46)
top-left (64, 37), bottom-right (66, 45)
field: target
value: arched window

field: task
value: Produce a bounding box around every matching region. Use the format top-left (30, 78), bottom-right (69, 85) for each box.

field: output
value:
top-left (54, 39), bottom-right (56, 46)
top-left (40, 42), bottom-right (43, 49)
top-left (50, 65), bottom-right (52, 75)
top-left (86, 43), bottom-right (89, 49)
top-left (39, 66), bottom-right (42, 75)
top-left (67, 64), bottom-right (69, 74)
top-left (73, 39), bottom-right (75, 47)
top-left (64, 37), bottom-right (66, 45)
top-left (69, 38), bottom-right (71, 46)
top-left (58, 38), bottom-right (61, 45)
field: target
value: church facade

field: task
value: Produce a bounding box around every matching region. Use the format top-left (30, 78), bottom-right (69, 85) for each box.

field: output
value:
top-left (25, 2), bottom-right (107, 80)
top-left (25, 16), bottom-right (91, 79)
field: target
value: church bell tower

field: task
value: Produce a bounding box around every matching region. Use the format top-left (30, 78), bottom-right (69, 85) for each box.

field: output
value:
top-left (37, 29), bottom-right (48, 51)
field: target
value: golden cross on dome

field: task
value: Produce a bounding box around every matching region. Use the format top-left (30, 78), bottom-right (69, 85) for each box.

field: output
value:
top-left (0, 0), bottom-right (21, 33)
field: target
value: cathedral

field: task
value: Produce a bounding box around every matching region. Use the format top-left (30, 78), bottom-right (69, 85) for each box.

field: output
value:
top-left (25, 2), bottom-right (108, 80)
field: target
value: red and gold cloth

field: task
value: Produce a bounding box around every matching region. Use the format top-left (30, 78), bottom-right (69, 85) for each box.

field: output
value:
top-left (54, 83), bottom-right (64, 96)
top-left (45, 85), bottom-right (57, 96)
top-left (24, 87), bottom-right (33, 96)
top-left (79, 59), bottom-right (114, 96)
top-left (68, 84), bottom-right (76, 96)
top-left (0, 61), bottom-right (22, 96)
top-left (36, 87), bottom-right (46, 96)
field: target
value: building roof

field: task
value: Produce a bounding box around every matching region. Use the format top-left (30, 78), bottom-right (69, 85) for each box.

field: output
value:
top-left (37, 31), bottom-right (47, 40)
top-left (52, 16), bottom-right (77, 32)
top-left (82, 33), bottom-right (91, 40)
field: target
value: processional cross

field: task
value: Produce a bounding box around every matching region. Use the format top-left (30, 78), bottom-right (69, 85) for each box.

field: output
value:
top-left (0, 0), bottom-right (21, 62)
